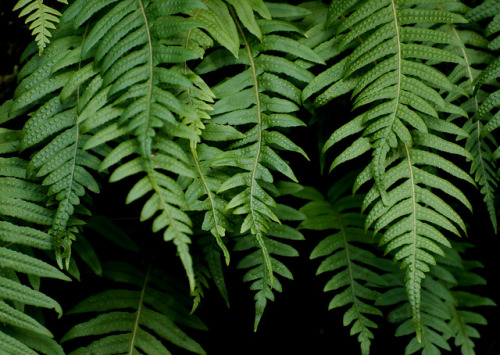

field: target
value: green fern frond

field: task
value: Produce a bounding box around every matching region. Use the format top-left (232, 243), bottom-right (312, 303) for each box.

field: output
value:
top-left (314, 0), bottom-right (478, 338)
top-left (444, 243), bottom-right (495, 354)
top-left (65, 0), bottom-right (216, 292)
top-left (0, 151), bottom-right (68, 352)
top-left (378, 273), bottom-right (454, 354)
top-left (435, 6), bottom-right (500, 234)
top-left (378, 241), bottom-right (494, 354)
top-left (297, 174), bottom-right (389, 355)
top-left (62, 261), bottom-right (207, 354)
top-left (8, 22), bottom-right (106, 270)
top-left (189, 234), bottom-right (230, 313)
top-left (194, 3), bottom-right (314, 325)
top-left (13, 0), bottom-right (68, 55)
top-left (235, 213), bottom-right (305, 331)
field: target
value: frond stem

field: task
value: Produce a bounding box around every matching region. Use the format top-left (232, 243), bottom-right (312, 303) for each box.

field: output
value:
top-left (230, 5), bottom-right (273, 288)
top-left (137, 0), bottom-right (154, 157)
top-left (404, 142), bottom-right (421, 341)
top-left (230, 6), bottom-right (263, 234)
top-left (129, 263), bottom-right (152, 354)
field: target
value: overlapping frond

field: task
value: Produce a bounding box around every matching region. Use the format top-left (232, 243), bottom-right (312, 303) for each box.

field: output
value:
top-left (2, 0), bottom-right (500, 353)
top-left (62, 261), bottom-right (206, 354)
top-left (297, 174), bottom-right (389, 355)
top-left (13, 0), bottom-right (68, 55)
top-left (466, 0), bottom-right (500, 234)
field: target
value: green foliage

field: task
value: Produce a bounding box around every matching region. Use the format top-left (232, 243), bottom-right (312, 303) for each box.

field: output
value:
top-left (297, 173), bottom-right (390, 355)
top-left (13, 0), bottom-right (69, 55)
top-left (1, 0), bottom-right (500, 353)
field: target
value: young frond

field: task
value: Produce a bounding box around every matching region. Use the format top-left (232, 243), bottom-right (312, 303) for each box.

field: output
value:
top-left (13, 0), bottom-right (68, 55)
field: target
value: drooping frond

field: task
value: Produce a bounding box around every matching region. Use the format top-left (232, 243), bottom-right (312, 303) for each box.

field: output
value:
top-left (378, 263), bottom-right (455, 354)
top-left (234, 201), bottom-right (305, 331)
top-left (313, 0), bottom-right (476, 338)
top-left (189, 233), bottom-right (231, 313)
top-left (62, 261), bottom-right (207, 354)
top-left (445, 243), bottom-right (495, 354)
top-left (466, 0), bottom-right (500, 234)
top-left (0, 110), bottom-right (70, 353)
top-left (297, 174), bottom-right (389, 355)
top-left (65, 0), bottom-right (216, 292)
top-left (13, 0), bottom-right (68, 55)
top-left (195, 1), bottom-right (316, 327)
top-left (436, 3), bottom-right (499, 233)
top-left (10, 28), bottom-right (106, 270)
top-left (377, 242), bottom-right (494, 354)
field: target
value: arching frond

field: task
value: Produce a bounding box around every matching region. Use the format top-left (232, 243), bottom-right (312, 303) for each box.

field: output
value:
top-left (67, 0), bottom-right (215, 292)
top-left (5, 11), bottom-right (115, 272)
top-left (315, 0), bottom-right (475, 338)
top-left (437, 3), bottom-right (499, 234)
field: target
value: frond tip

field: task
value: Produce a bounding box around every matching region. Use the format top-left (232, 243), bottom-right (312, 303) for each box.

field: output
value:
top-left (13, 0), bottom-right (68, 55)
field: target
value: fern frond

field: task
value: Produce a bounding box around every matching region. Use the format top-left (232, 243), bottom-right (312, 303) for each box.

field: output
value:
top-left (297, 174), bottom-right (389, 355)
top-left (378, 241), bottom-right (494, 354)
top-left (67, 0), bottom-right (216, 292)
top-left (444, 243), bottom-right (495, 354)
top-left (433, 5), bottom-right (500, 234)
top-left (194, 3), bottom-right (315, 326)
top-left (62, 261), bottom-right (207, 354)
top-left (0, 150), bottom-right (69, 353)
top-left (13, 0), bottom-right (68, 55)
top-left (8, 22), bottom-right (106, 270)
top-left (315, 1), bottom-right (477, 338)
top-left (235, 211), bottom-right (305, 331)
top-left (378, 270), bottom-right (454, 354)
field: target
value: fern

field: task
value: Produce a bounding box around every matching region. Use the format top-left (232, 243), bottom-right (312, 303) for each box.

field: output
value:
top-left (62, 261), bottom-right (206, 354)
top-left (60, 0), bottom-right (215, 292)
top-left (2, 0), bottom-right (500, 353)
top-left (195, 0), bottom-right (316, 328)
top-left (10, 32), bottom-right (105, 270)
top-left (378, 242), bottom-right (494, 354)
top-left (312, 0), bottom-right (477, 339)
top-left (0, 105), bottom-right (69, 354)
top-left (13, 0), bottom-right (68, 55)
top-left (434, 3), bottom-right (499, 233)
top-left (297, 173), bottom-right (389, 355)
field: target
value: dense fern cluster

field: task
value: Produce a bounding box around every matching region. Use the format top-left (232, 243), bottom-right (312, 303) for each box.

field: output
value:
top-left (1, 0), bottom-right (500, 354)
